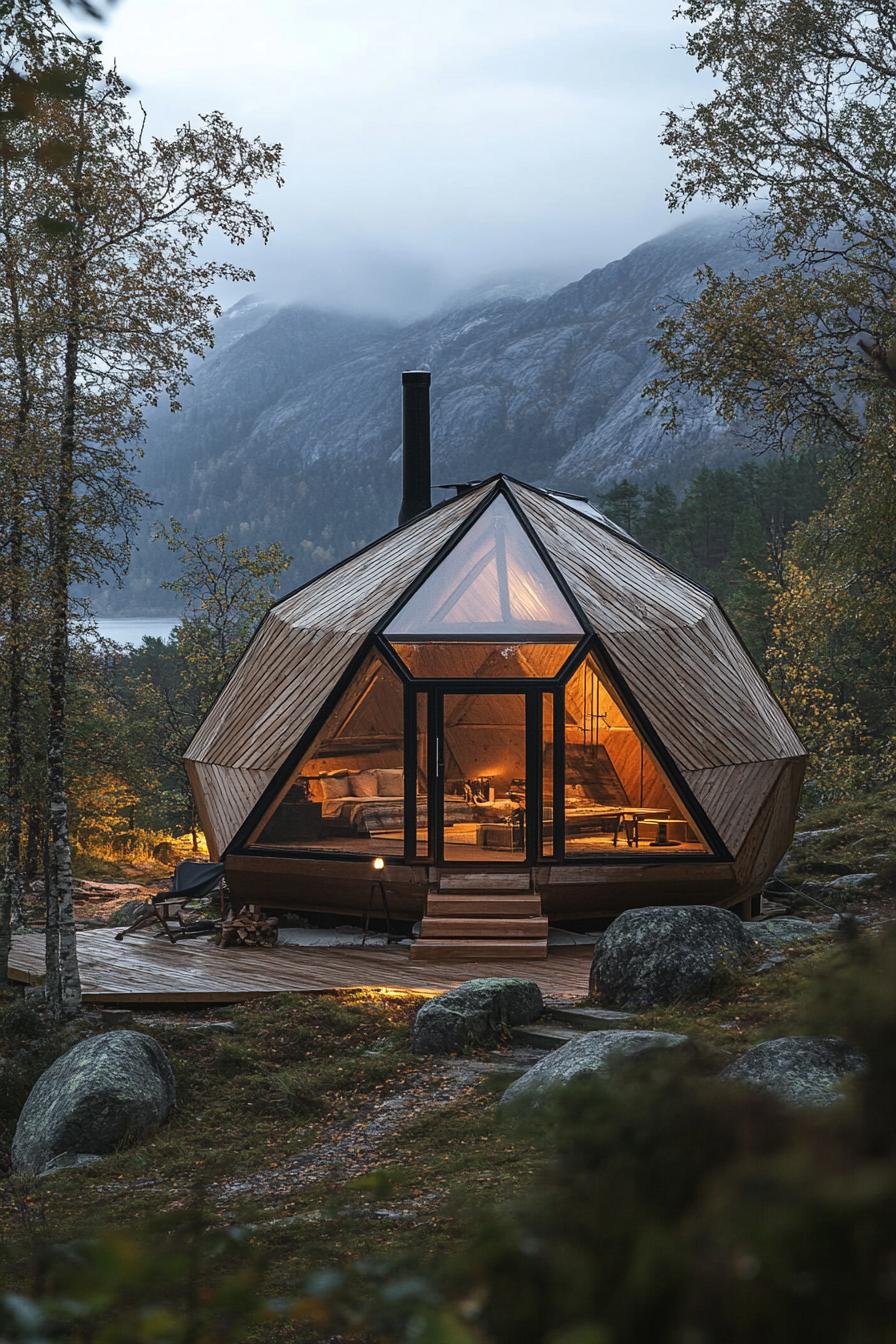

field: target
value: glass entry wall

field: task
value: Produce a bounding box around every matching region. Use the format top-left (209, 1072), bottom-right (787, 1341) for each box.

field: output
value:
top-left (439, 691), bottom-right (529, 863)
top-left (246, 645), bottom-right (712, 862)
top-left (562, 655), bottom-right (710, 855)
top-left (250, 650), bottom-right (407, 856)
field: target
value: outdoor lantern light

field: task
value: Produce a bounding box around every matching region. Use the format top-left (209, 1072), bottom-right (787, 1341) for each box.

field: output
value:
top-left (365, 857), bottom-right (394, 948)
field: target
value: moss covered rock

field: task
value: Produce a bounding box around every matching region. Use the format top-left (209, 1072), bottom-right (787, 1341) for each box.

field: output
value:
top-left (411, 978), bottom-right (543, 1054)
top-left (722, 1036), bottom-right (865, 1107)
top-left (591, 905), bottom-right (753, 1008)
top-left (12, 1030), bottom-right (176, 1175)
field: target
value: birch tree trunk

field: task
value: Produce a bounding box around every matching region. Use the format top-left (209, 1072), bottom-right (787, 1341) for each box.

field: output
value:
top-left (45, 383), bottom-right (81, 1017)
top-left (1, 514), bottom-right (26, 976)
top-left (43, 820), bottom-right (60, 1020)
top-left (44, 90), bottom-right (86, 1022)
top-left (0, 139), bottom-right (32, 980)
top-left (0, 17), bottom-right (281, 1017)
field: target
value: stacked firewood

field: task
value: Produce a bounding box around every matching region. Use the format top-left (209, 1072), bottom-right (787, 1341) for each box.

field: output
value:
top-left (218, 906), bottom-right (279, 948)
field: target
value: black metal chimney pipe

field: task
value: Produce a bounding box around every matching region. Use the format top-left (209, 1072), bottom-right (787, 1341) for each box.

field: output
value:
top-left (399, 370), bottom-right (432, 526)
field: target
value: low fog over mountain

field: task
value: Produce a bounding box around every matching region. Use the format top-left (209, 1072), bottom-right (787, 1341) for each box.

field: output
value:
top-left (111, 214), bottom-right (755, 614)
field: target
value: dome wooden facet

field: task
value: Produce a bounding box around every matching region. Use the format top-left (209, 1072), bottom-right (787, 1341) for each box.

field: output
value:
top-left (185, 475), bottom-right (805, 891)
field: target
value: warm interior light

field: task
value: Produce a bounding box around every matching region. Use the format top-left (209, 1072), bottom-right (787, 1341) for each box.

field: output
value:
top-left (372, 856), bottom-right (385, 871)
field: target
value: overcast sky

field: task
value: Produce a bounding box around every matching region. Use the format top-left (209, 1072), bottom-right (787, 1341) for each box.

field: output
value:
top-left (87, 0), bottom-right (712, 318)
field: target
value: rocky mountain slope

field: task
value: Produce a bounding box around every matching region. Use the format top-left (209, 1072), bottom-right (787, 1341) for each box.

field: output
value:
top-left (118, 213), bottom-right (756, 611)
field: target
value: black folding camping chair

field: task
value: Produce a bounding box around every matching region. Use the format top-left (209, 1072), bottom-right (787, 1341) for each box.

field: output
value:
top-left (114, 860), bottom-right (226, 944)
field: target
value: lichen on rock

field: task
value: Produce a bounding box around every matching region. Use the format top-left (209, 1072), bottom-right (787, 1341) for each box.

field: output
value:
top-left (12, 1030), bottom-right (176, 1176)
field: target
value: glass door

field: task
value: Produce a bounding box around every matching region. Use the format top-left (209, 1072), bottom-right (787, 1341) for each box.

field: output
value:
top-left (435, 689), bottom-right (535, 864)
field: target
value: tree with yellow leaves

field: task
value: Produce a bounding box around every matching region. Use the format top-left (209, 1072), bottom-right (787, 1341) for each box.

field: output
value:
top-left (648, 1), bottom-right (896, 791)
top-left (0, 3), bottom-right (282, 1015)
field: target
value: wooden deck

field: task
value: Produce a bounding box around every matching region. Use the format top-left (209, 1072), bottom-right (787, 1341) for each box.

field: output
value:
top-left (7, 929), bottom-right (591, 1004)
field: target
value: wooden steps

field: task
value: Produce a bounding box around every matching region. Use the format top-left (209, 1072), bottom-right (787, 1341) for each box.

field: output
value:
top-left (438, 872), bottom-right (531, 893)
top-left (410, 869), bottom-right (548, 962)
top-left (420, 916), bottom-right (549, 940)
top-left (426, 894), bottom-right (542, 918)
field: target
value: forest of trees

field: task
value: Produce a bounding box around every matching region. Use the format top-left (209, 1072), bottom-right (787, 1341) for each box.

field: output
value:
top-left (0, 0), bottom-right (282, 1015)
top-left (1, 2), bottom-right (895, 1339)
top-left (598, 455), bottom-right (827, 651)
top-left (1, 0), bottom-right (896, 1023)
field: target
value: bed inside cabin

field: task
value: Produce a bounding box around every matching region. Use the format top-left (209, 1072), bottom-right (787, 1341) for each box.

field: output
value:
top-left (249, 646), bottom-right (708, 862)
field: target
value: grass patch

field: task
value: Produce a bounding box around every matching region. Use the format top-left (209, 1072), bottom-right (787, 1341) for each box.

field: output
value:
top-left (782, 788), bottom-right (896, 898)
top-left (623, 938), bottom-right (838, 1057)
top-left (0, 990), bottom-right (419, 1228)
top-left (0, 984), bottom-right (540, 1342)
top-left (0, 900), bottom-right (882, 1340)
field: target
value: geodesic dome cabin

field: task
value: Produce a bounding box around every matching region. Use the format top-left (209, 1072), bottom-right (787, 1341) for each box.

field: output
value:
top-left (185, 372), bottom-right (805, 959)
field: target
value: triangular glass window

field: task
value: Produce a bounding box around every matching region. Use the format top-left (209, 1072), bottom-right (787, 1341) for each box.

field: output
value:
top-left (385, 494), bottom-right (583, 637)
top-left (560, 653), bottom-right (711, 855)
top-left (249, 651), bottom-right (408, 857)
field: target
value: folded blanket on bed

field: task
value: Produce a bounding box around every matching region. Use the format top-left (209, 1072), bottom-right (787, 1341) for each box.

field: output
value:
top-left (320, 795), bottom-right (479, 835)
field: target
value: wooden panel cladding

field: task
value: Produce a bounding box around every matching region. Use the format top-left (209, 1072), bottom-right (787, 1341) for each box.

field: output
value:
top-left (683, 760), bottom-right (787, 857)
top-left (184, 759), bottom-right (216, 859)
top-left (225, 852), bottom-right (429, 919)
top-left (223, 850), bottom-right (740, 922)
top-left (541, 859), bottom-right (740, 920)
top-left (542, 859), bottom-right (736, 887)
top-left (512, 482), bottom-right (714, 635)
top-left (187, 761), bottom-right (275, 860)
top-left (601, 618), bottom-right (802, 772)
top-left (735, 757), bottom-right (806, 893)
top-left (189, 624), bottom-right (365, 771)
top-left (227, 851), bottom-right (424, 885)
top-left (185, 472), bottom-right (806, 868)
top-left (700, 607), bottom-right (804, 759)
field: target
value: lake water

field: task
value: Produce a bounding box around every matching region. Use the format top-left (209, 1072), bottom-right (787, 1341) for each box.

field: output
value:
top-left (94, 617), bottom-right (178, 647)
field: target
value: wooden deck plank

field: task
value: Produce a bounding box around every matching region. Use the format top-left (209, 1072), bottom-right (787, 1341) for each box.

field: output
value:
top-left (7, 929), bottom-right (590, 1003)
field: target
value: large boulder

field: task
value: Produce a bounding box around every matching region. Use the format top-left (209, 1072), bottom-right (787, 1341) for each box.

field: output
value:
top-left (12, 1031), bottom-right (176, 1175)
top-left (591, 905), bottom-right (754, 1008)
top-left (501, 1029), bottom-right (688, 1107)
top-left (722, 1036), bottom-right (865, 1107)
top-left (411, 978), bottom-right (543, 1054)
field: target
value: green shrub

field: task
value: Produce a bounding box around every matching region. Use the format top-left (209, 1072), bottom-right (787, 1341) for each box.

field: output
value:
top-left (269, 1065), bottom-right (322, 1117)
top-left (0, 994), bottom-right (46, 1043)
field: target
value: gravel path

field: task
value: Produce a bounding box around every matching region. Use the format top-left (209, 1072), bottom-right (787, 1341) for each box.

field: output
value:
top-left (211, 1054), bottom-right (516, 1210)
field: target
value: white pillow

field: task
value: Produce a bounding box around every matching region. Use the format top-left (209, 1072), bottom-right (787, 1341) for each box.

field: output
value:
top-left (319, 773), bottom-right (350, 800)
top-left (350, 769), bottom-right (380, 797)
top-left (378, 767), bottom-right (403, 796)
